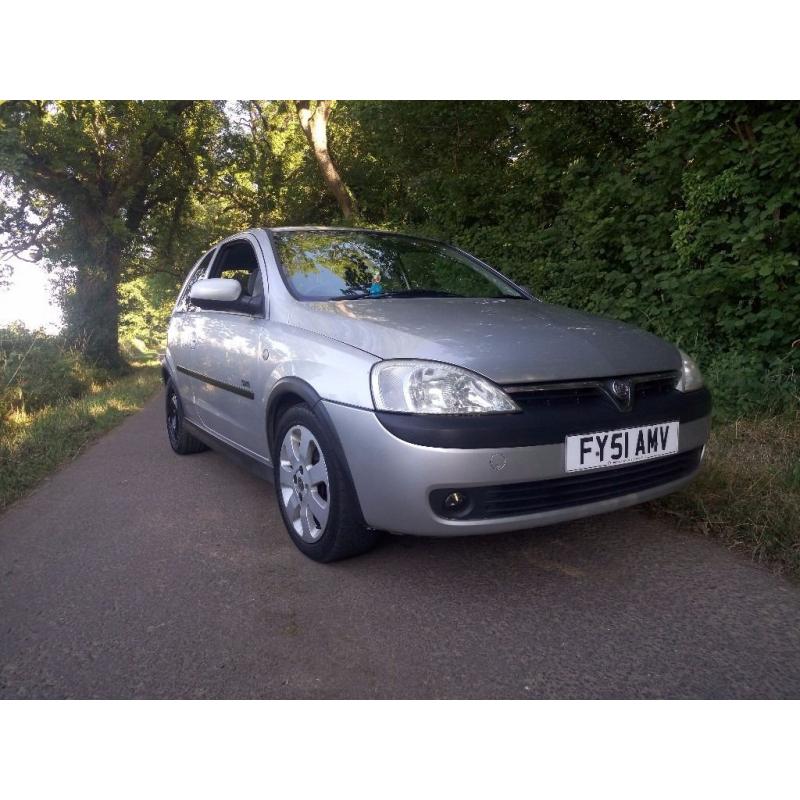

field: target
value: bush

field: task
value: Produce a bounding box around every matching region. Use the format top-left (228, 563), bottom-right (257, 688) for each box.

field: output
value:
top-left (0, 324), bottom-right (113, 418)
top-left (702, 347), bottom-right (800, 420)
top-left (342, 100), bottom-right (800, 415)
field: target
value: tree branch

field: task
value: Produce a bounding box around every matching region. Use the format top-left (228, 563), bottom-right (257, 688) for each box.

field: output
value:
top-left (294, 100), bottom-right (357, 220)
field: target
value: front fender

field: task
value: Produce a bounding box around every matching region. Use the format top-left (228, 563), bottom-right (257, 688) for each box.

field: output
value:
top-left (258, 322), bottom-right (378, 410)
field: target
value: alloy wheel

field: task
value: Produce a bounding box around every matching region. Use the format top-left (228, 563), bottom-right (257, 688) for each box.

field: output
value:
top-left (278, 424), bottom-right (331, 542)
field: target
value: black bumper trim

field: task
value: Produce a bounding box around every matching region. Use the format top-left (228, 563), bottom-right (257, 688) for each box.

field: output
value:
top-left (376, 387), bottom-right (711, 449)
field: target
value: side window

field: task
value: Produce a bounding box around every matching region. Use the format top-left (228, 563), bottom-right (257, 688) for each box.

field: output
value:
top-left (176, 249), bottom-right (215, 312)
top-left (208, 240), bottom-right (264, 310)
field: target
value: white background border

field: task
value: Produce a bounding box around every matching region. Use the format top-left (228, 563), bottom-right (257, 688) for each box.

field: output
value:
top-left (2, 700), bottom-right (797, 798)
top-left (2, 1), bottom-right (797, 796)
top-left (4, 0), bottom-right (800, 98)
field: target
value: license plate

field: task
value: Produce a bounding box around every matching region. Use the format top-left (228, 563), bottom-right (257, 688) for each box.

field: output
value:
top-left (565, 421), bottom-right (679, 472)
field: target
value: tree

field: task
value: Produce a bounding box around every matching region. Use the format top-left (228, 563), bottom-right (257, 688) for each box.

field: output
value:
top-left (217, 100), bottom-right (322, 228)
top-left (0, 100), bottom-right (210, 368)
top-left (294, 101), bottom-right (357, 221)
top-left (3, 98), bottom-right (796, 412)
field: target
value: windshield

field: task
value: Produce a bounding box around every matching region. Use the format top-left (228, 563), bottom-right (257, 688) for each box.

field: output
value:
top-left (271, 230), bottom-right (524, 301)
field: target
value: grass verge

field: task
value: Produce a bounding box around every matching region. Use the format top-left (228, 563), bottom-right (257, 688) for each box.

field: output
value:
top-left (0, 361), bottom-right (161, 511)
top-left (652, 411), bottom-right (800, 577)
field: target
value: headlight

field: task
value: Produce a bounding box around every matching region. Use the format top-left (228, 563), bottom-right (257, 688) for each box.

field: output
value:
top-left (675, 349), bottom-right (704, 392)
top-left (370, 359), bottom-right (520, 414)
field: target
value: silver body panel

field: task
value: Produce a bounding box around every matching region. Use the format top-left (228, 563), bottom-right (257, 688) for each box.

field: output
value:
top-left (165, 229), bottom-right (379, 460)
top-left (192, 311), bottom-right (268, 457)
top-left (288, 296), bottom-right (682, 384)
top-left (165, 227), bottom-right (711, 537)
top-left (324, 403), bottom-right (710, 535)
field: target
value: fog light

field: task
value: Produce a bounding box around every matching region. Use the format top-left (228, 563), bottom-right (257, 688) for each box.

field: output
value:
top-left (444, 492), bottom-right (467, 511)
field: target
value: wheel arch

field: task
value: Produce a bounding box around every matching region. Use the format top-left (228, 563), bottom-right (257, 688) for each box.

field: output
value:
top-left (267, 377), bottom-right (369, 528)
top-left (266, 377), bottom-right (322, 451)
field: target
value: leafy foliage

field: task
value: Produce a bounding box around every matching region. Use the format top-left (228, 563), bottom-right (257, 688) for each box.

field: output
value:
top-left (0, 323), bottom-right (114, 417)
top-left (118, 274), bottom-right (178, 352)
top-left (2, 100), bottom-right (799, 415)
top-left (338, 100), bottom-right (800, 416)
top-left (0, 101), bottom-right (226, 366)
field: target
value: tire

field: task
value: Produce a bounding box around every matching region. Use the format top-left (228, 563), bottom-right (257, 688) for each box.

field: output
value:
top-left (273, 403), bottom-right (379, 562)
top-left (165, 379), bottom-right (208, 455)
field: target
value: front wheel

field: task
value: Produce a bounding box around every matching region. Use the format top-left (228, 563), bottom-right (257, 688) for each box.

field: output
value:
top-left (273, 403), bottom-right (379, 562)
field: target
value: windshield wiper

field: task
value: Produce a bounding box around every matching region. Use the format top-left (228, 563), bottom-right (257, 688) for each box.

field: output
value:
top-left (329, 290), bottom-right (370, 301)
top-left (328, 288), bottom-right (469, 301)
top-left (371, 289), bottom-right (465, 299)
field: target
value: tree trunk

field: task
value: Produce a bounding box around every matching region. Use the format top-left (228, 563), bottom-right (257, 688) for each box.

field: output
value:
top-left (295, 100), bottom-right (357, 221)
top-left (64, 232), bottom-right (126, 370)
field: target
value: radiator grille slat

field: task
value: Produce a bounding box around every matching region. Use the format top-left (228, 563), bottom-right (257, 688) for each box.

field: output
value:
top-left (507, 373), bottom-right (679, 410)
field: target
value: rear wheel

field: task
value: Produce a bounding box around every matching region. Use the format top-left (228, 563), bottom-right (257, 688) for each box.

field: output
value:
top-left (273, 403), bottom-right (378, 562)
top-left (165, 379), bottom-right (207, 455)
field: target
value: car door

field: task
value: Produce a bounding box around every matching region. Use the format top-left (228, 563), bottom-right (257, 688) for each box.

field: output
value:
top-left (192, 235), bottom-right (269, 459)
top-left (167, 248), bottom-right (216, 421)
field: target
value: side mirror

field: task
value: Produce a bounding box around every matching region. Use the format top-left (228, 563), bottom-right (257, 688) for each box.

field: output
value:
top-left (189, 278), bottom-right (262, 314)
top-left (190, 278), bottom-right (242, 304)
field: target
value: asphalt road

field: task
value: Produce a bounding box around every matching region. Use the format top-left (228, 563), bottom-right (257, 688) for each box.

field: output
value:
top-left (1, 393), bottom-right (799, 699)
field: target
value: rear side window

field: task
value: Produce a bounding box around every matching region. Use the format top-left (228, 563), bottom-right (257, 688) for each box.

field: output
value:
top-left (175, 249), bottom-right (215, 312)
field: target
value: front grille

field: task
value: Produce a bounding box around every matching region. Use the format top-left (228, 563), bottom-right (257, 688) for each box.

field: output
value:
top-left (634, 374), bottom-right (679, 400)
top-left (506, 372), bottom-right (679, 410)
top-left (430, 447), bottom-right (702, 520)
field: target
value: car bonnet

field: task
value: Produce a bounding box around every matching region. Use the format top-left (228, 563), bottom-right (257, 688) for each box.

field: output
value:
top-left (287, 297), bottom-right (681, 385)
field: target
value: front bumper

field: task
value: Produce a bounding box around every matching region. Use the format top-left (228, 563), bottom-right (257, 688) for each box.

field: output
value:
top-left (324, 400), bottom-right (711, 537)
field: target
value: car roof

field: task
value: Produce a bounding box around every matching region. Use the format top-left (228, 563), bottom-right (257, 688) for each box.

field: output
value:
top-left (267, 225), bottom-right (391, 232)
top-left (264, 225), bottom-right (453, 247)
top-left (209, 226), bottom-right (452, 256)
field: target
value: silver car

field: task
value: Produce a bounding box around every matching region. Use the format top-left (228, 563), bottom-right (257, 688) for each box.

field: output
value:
top-left (163, 227), bottom-right (711, 561)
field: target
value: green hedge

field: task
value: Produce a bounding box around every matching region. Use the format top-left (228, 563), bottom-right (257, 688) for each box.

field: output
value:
top-left (338, 101), bottom-right (800, 418)
top-left (0, 324), bottom-right (118, 417)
